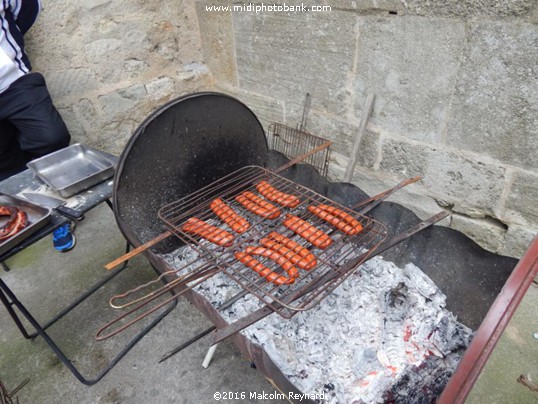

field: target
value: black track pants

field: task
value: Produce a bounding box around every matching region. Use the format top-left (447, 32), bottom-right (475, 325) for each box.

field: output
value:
top-left (0, 72), bottom-right (70, 180)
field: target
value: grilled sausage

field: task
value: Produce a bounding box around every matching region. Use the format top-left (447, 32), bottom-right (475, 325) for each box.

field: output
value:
top-left (260, 235), bottom-right (317, 270)
top-left (256, 180), bottom-right (300, 208)
top-left (182, 217), bottom-right (234, 247)
top-left (0, 207), bottom-right (28, 241)
top-left (307, 205), bottom-right (363, 235)
top-left (282, 214), bottom-right (333, 249)
top-left (316, 204), bottom-right (363, 234)
top-left (210, 198), bottom-right (250, 234)
top-left (267, 233), bottom-right (317, 269)
top-left (244, 246), bottom-right (300, 280)
top-left (0, 205), bottom-right (17, 218)
top-left (235, 251), bottom-right (297, 286)
top-left (235, 251), bottom-right (289, 285)
top-left (235, 191), bottom-right (281, 219)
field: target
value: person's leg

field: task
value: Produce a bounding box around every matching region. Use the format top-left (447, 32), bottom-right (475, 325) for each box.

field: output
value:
top-left (0, 120), bottom-right (30, 181)
top-left (0, 72), bottom-right (70, 159)
top-left (0, 73), bottom-right (75, 251)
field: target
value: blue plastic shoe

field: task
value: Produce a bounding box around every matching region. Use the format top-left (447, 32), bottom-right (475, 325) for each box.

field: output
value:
top-left (53, 222), bottom-right (76, 252)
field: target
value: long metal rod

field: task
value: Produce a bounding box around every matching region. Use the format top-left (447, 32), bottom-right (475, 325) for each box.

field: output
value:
top-left (159, 325), bottom-right (217, 363)
top-left (344, 93), bottom-right (376, 182)
top-left (355, 176), bottom-right (421, 214)
top-left (211, 210), bottom-right (450, 345)
top-left (105, 232), bottom-right (171, 270)
top-left (272, 140), bottom-right (332, 174)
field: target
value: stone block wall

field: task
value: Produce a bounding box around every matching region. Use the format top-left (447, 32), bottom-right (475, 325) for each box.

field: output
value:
top-left (195, 0), bottom-right (538, 257)
top-left (25, 0), bottom-right (213, 155)
top-left (22, 0), bottom-right (537, 257)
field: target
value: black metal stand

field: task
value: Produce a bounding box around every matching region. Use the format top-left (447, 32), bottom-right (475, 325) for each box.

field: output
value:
top-left (0, 240), bottom-right (177, 386)
top-left (0, 183), bottom-right (177, 385)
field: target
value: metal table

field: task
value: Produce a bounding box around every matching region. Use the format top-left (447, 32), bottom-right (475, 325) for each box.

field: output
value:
top-left (0, 164), bottom-right (177, 385)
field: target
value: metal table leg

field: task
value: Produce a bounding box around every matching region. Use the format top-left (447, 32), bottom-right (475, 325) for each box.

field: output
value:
top-left (1, 261), bottom-right (10, 272)
top-left (0, 242), bottom-right (178, 385)
top-left (3, 242), bottom-right (132, 339)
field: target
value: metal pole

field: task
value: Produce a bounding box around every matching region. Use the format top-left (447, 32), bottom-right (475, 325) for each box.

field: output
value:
top-left (344, 94), bottom-right (376, 182)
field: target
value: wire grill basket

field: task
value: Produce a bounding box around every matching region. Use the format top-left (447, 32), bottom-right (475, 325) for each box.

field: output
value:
top-left (267, 123), bottom-right (330, 177)
top-left (158, 166), bottom-right (387, 318)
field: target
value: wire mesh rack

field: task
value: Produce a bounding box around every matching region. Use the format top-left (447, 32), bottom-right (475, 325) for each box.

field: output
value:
top-left (158, 166), bottom-right (387, 318)
top-left (267, 123), bottom-right (331, 177)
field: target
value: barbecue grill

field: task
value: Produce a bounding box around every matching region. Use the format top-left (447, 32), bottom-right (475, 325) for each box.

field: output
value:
top-left (103, 92), bottom-right (535, 403)
top-left (157, 165), bottom-right (387, 318)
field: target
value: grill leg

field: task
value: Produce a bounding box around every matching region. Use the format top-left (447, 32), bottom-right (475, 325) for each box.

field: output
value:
top-left (202, 343), bottom-right (219, 368)
top-left (0, 241), bottom-right (178, 385)
top-left (5, 242), bottom-right (131, 339)
top-left (0, 276), bottom-right (177, 385)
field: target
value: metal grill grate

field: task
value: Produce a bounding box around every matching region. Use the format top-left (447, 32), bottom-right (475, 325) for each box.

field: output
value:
top-left (267, 123), bottom-right (330, 177)
top-left (158, 166), bottom-right (387, 318)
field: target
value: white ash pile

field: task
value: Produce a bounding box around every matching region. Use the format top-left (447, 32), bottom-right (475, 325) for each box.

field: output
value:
top-left (163, 249), bottom-right (473, 403)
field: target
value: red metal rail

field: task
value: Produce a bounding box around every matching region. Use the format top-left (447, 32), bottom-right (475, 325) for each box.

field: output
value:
top-left (439, 235), bottom-right (538, 403)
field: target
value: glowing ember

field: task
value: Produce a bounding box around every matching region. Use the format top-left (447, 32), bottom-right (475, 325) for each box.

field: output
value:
top-left (162, 249), bottom-right (473, 403)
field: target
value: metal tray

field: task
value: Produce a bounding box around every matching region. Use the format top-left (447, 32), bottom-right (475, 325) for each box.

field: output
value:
top-left (0, 193), bottom-right (52, 257)
top-left (27, 144), bottom-right (115, 198)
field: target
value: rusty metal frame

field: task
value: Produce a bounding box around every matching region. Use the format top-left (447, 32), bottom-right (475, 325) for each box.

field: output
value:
top-left (157, 165), bottom-right (388, 317)
top-left (97, 176), bottom-right (419, 344)
top-left (267, 123), bottom-right (331, 177)
top-left (439, 235), bottom-right (538, 403)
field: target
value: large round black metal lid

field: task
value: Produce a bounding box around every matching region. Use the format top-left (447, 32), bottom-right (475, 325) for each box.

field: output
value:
top-left (113, 92), bottom-right (268, 250)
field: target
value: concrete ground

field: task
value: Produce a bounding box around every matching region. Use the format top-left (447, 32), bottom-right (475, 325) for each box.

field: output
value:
top-left (0, 203), bottom-right (537, 403)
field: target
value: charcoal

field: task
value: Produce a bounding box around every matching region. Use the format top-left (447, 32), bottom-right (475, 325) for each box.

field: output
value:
top-left (161, 248), bottom-right (473, 403)
top-left (432, 315), bottom-right (474, 355)
top-left (382, 355), bottom-right (463, 403)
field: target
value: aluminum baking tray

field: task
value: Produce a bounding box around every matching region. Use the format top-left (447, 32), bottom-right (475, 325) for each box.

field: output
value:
top-left (27, 144), bottom-right (115, 198)
top-left (0, 193), bottom-right (52, 257)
